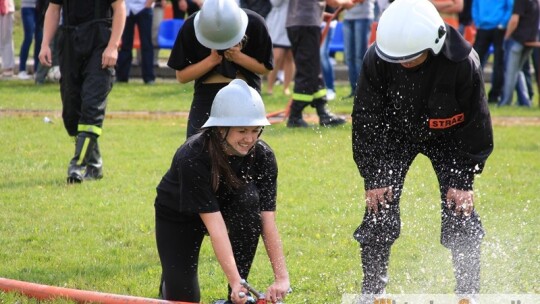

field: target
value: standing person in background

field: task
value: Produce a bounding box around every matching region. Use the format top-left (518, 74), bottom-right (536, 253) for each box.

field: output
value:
top-left (472, 0), bottom-right (513, 104)
top-left (498, 0), bottom-right (539, 107)
top-left (137, 0), bottom-right (165, 67)
top-left (342, 0), bottom-right (375, 98)
top-left (0, 0), bottom-right (15, 78)
top-left (174, 0), bottom-right (202, 19)
top-left (352, 0), bottom-right (493, 303)
top-left (152, 0), bottom-right (165, 66)
top-left (155, 79), bottom-right (290, 303)
top-left (240, 0), bottom-right (272, 18)
top-left (431, 0), bottom-right (463, 29)
top-left (265, 0), bottom-right (294, 96)
top-left (18, 0), bottom-right (39, 80)
top-left (116, 0), bottom-right (156, 84)
top-left (168, 0), bottom-right (273, 138)
top-left (39, 0), bottom-right (126, 183)
top-left (457, 0), bottom-right (471, 35)
top-left (375, 0), bottom-right (392, 17)
top-left (320, 4), bottom-right (338, 101)
top-left (285, 0), bottom-right (355, 128)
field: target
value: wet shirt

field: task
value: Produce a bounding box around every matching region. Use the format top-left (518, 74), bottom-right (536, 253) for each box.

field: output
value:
top-left (50, 0), bottom-right (114, 26)
top-left (352, 25), bottom-right (493, 190)
top-left (167, 9), bottom-right (273, 92)
top-left (155, 133), bottom-right (278, 222)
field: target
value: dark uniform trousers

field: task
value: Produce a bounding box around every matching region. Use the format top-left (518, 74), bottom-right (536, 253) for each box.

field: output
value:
top-left (354, 138), bottom-right (485, 296)
top-left (58, 20), bottom-right (114, 137)
top-left (156, 184), bottom-right (262, 302)
top-left (287, 25), bottom-right (327, 102)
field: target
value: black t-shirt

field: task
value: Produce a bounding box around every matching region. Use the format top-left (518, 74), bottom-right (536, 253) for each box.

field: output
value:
top-left (167, 9), bottom-right (273, 92)
top-left (511, 0), bottom-right (540, 43)
top-left (155, 132), bottom-right (278, 222)
top-left (50, 0), bottom-right (115, 26)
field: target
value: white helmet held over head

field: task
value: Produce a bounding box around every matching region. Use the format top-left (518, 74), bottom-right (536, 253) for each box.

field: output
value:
top-left (375, 0), bottom-right (447, 63)
top-left (194, 0), bottom-right (249, 50)
top-left (202, 79), bottom-right (271, 128)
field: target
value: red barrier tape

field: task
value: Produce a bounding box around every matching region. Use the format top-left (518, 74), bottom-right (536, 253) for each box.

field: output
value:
top-left (0, 277), bottom-right (195, 304)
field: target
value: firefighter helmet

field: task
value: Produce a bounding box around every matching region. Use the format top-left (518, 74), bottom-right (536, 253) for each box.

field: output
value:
top-left (194, 0), bottom-right (248, 50)
top-left (202, 79), bottom-right (270, 128)
top-left (375, 0), bottom-right (447, 63)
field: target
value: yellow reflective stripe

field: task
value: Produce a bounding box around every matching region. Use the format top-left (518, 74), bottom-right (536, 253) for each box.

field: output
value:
top-left (314, 88), bottom-right (327, 99)
top-left (292, 93), bottom-right (314, 102)
top-left (293, 89), bottom-right (327, 102)
top-left (78, 124), bottom-right (102, 136)
top-left (77, 137), bottom-right (90, 166)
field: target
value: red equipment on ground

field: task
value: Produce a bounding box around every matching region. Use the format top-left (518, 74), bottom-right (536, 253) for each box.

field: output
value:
top-left (0, 277), bottom-right (194, 304)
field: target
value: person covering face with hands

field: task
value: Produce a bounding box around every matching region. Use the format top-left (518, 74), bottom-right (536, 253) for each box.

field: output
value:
top-left (154, 79), bottom-right (290, 303)
top-left (167, 0), bottom-right (273, 138)
top-left (351, 0), bottom-right (493, 302)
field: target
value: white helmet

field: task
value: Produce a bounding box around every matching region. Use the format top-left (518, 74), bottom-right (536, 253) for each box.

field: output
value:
top-left (202, 79), bottom-right (270, 128)
top-left (194, 0), bottom-right (248, 50)
top-left (375, 0), bottom-right (447, 63)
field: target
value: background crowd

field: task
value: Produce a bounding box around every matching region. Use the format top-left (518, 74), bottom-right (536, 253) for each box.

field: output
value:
top-left (2, 0), bottom-right (539, 108)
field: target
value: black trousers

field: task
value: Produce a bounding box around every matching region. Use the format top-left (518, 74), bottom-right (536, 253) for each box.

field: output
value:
top-left (58, 21), bottom-right (114, 137)
top-left (287, 26), bottom-right (326, 100)
top-left (473, 28), bottom-right (505, 102)
top-left (354, 139), bottom-right (485, 294)
top-left (186, 83), bottom-right (228, 138)
top-left (155, 202), bottom-right (261, 302)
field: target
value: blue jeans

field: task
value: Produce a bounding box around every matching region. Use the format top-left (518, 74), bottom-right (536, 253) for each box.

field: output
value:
top-left (320, 26), bottom-right (335, 91)
top-left (500, 38), bottom-right (533, 106)
top-left (19, 7), bottom-right (37, 72)
top-left (117, 8), bottom-right (155, 83)
top-left (342, 18), bottom-right (372, 95)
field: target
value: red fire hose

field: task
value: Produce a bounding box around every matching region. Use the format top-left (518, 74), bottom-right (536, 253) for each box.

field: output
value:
top-left (0, 277), bottom-right (195, 304)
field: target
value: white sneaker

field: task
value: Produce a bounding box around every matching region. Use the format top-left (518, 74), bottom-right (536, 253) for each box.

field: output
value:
top-left (326, 89), bottom-right (336, 101)
top-left (18, 71), bottom-right (31, 80)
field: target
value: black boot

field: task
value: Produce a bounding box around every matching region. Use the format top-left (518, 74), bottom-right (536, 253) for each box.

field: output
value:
top-left (84, 140), bottom-right (103, 181)
top-left (67, 132), bottom-right (96, 184)
top-left (286, 101), bottom-right (309, 128)
top-left (360, 243), bottom-right (391, 295)
top-left (313, 98), bottom-right (346, 127)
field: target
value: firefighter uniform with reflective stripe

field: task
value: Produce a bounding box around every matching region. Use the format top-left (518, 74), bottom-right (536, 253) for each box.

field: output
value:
top-left (285, 0), bottom-right (346, 127)
top-left (47, 0), bottom-right (123, 183)
top-left (352, 24), bottom-right (493, 296)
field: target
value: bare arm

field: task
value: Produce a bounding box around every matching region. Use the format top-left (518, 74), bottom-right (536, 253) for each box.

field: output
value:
top-left (102, 0), bottom-right (126, 69)
top-left (39, 3), bottom-right (61, 67)
top-left (326, 0), bottom-right (357, 8)
top-left (430, 0), bottom-right (463, 14)
top-left (223, 45), bottom-right (271, 75)
top-left (261, 211), bottom-right (290, 303)
top-left (505, 14), bottom-right (519, 40)
top-left (176, 49), bottom-right (223, 83)
top-left (200, 212), bottom-right (247, 304)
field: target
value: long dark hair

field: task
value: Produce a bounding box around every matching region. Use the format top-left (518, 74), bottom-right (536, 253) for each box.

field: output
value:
top-left (204, 128), bottom-right (246, 192)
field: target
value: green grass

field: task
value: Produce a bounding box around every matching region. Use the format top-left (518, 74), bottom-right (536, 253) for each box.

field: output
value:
top-left (1, 80), bottom-right (539, 303)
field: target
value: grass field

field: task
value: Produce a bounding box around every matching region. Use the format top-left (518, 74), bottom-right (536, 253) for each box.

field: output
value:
top-left (2, 2), bottom-right (540, 301)
top-left (0, 79), bottom-right (539, 303)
